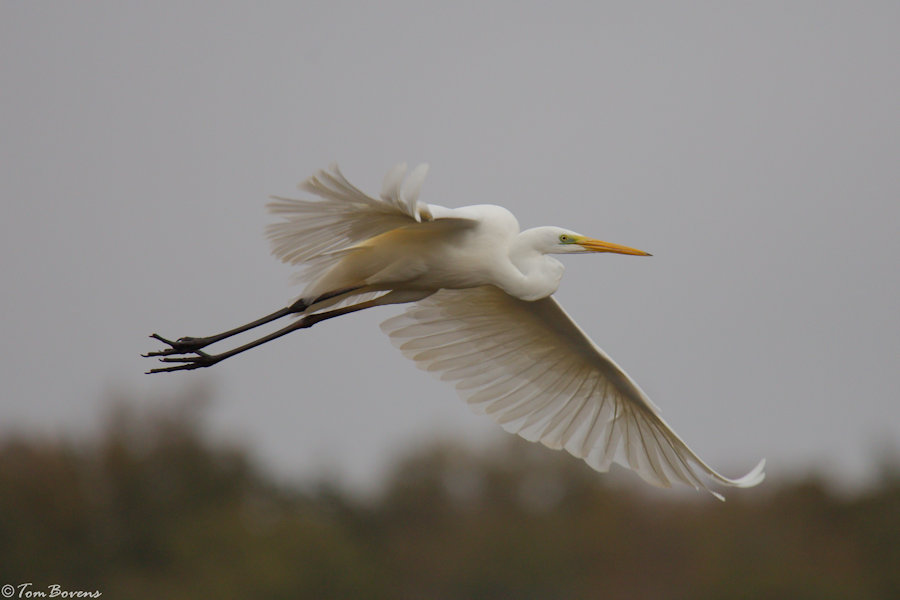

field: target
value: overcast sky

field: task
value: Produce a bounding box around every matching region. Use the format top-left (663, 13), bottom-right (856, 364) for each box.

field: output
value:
top-left (2, 1), bottom-right (898, 494)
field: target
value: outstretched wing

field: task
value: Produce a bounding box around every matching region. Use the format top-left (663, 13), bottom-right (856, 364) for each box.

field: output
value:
top-left (267, 163), bottom-right (462, 289)
top-left (381, 286), bottom-right (765, 499)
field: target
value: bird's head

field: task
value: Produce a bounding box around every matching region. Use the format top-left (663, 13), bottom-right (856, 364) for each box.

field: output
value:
top-left (533, 227), bottom-right (652, 256)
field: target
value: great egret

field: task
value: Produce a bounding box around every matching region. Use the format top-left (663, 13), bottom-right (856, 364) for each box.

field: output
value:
top-left (145, 163), bottom-right (765, 499)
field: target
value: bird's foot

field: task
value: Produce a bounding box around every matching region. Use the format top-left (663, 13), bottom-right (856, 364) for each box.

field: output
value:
top-left (143, 334), bottom-right (223, 373)
top-left (143, 333), bottom-right (211, 357)
top-left (145, 349), bottom-right (221, 374)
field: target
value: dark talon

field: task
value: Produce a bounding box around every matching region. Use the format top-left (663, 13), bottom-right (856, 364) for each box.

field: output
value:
top-left (158, 351), bottom-right (211, 363)
top-left (149, 333), bottom-right (180, 346)
top-left (142, 347), bottom-right (180, 357)
top-left (146, 333), bottom-right (210, 355)
top-left (147, 362), bottom-right (208, 374)
top-left (146, 352), bottom-right (219, 373)
top-left (143, 345), bottom-right (211, 358)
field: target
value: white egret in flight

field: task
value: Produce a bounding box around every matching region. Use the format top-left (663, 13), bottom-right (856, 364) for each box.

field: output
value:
top-left (145, 163), bottom-right (765, 499)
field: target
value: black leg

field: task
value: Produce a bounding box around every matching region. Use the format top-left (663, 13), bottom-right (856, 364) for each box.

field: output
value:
top-left (143, 286), bottom-right (363, 357)
top-left (144, 306), bottom-right (296, 356)
top-left (145, 297), bottom-right (381, 373)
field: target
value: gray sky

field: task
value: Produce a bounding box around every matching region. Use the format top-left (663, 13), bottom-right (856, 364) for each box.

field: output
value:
top-left (2, 1), bottom-right (898, 493)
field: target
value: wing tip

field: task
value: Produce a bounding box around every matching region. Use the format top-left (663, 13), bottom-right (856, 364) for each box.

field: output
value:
top-left (710, 458), bottom-right (766, 500)
top-left (731, 457), bottom-right (767, 488)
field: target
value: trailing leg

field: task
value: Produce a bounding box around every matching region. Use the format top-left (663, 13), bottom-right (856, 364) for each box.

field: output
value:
top-left (146, 296), bottom-right (383, 373)
top-left (143, 286), bottom-right (363, 357)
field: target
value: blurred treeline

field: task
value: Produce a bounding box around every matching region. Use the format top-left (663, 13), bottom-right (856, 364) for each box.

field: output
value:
top-left (1, 390), bottom-right (898, 600)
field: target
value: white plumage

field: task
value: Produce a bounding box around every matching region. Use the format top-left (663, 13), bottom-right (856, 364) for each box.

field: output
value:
top-left (147, 162), bottom-right (765, 499)
top-left (267, 163), bottom-right (434, 291)
top-left (382, 286), bottom-right (764, 499)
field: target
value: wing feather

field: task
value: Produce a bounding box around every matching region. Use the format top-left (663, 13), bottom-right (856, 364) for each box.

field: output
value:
top-left (381, 285), bottom-right (765, 499)
top-left (539, 372), bottom-right (598, 449)
top-left (267, 163), bottom-right (473, 293)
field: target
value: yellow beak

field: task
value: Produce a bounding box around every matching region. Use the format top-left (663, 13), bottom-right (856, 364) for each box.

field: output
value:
top-left (577, 237), bottom-right (652, 256)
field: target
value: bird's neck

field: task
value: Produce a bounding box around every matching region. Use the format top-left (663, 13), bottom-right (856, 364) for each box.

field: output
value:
top-left (502, 233), bottom-right (565, 301)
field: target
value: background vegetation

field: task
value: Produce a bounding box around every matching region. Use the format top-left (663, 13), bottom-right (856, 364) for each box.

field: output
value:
top-left (1, 390), bottom-right (897, 599)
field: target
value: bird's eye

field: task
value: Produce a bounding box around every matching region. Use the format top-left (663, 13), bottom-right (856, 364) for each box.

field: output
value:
top-left (559, 234), bottom-right (571, 243)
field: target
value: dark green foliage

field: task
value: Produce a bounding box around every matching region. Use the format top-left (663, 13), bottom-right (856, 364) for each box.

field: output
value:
top-left (0, 391), bottom-right (897, 599)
